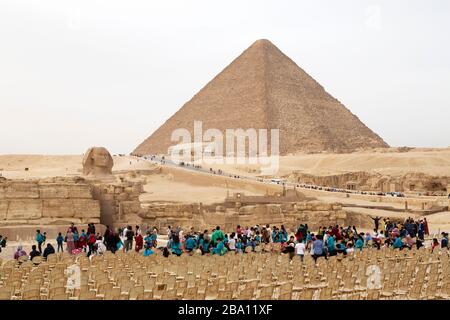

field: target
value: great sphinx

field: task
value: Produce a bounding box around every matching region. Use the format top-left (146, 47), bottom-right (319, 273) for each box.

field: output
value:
top-left (82, 147), bottom-right (114, 176)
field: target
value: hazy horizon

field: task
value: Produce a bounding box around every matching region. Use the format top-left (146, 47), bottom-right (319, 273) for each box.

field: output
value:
top-left (1, 0), bottom-right (449, 155)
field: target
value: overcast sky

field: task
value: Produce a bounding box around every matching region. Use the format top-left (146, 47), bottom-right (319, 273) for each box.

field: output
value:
top-left (1, 0), bottom-right (449, 154)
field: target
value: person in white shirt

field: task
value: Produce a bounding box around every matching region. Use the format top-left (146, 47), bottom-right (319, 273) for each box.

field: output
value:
top-left (295, 241), bottom-right (306, 262)
top-left (228, 232), bottom-right (236, 251)
top-left (96, 238), bottom-right (107, 255)
top-left (346, 242), bottom-right (355, 254)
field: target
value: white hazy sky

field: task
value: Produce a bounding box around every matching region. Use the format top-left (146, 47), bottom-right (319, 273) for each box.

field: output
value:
top-left (1, 0), bottom-right (449, 155)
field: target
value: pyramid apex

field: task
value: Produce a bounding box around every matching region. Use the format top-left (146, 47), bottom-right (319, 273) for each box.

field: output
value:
top-left (251, 38), bottom-right (274, 47)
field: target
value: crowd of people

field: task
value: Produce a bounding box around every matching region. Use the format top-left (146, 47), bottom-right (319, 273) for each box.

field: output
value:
top-left (11, 215), bottom-right (450, 263)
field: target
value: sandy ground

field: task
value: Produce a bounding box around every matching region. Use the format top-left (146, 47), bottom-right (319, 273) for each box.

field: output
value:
top-left (206, 148), bottom-right (450, 177)
top-left (141, 173), bottom-right (263, 204)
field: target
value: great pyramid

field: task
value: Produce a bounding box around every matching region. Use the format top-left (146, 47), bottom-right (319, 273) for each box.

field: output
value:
top-left (133, 39), bottom-right (388, 156)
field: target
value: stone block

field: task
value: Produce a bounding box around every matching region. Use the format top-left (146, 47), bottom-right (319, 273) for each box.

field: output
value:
top-left (121, 201), bottom-right (141, 214)
top-left (125, 187), bottom-right (133, 193)
top-left (68, 185), bottom-right (93, 198)
top-left (39, 185), bottom-right (69, 199)
top-left (5, 182), bottom-right (39, 199)
top-left (313, 204), bottom-right (332, 211)
top-left (116, 193), bottom-right (129, 201)
top-left (7, 199), bottom-right (42, 220)
top-left (0, 200), bottom-right (7, 220)
top-left (39, 217), bottom-right (82, 225)
top-left (42, 199), bottom-right (74, 218)
top-left (72, 199), bottom-right (100, 218)
top-left (132, 185), bottom-right (143, 194)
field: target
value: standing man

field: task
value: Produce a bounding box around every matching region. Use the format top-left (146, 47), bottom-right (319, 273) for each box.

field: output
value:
top-left (124, 226), bottom-right (134, 252)
top-left (370, 216), bottom-right (381, 232)
top-left (36, 230), bottom-right (44, 253)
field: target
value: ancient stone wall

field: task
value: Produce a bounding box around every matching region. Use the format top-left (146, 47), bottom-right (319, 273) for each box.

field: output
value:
top-left (0, 177), bottom-right (100, 226)
top-left (137, 201), bottom-right (373, 233)
top-left (92, 179), bottom-right (145, 227)
top-left (286, 171), bottom-right (449, 193)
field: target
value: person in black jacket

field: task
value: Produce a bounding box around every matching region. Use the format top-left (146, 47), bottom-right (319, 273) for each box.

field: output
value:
top-left (43, 243), bottom-right (55, 260)
top-left (29, 245), bottom-right (41, 260)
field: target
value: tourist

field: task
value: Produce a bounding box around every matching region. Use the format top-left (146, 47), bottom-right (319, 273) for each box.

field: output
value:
top-left (162, 247), bottom-right (171, 258)
top-left (103, 226), bottom-right (111, 249)
top-left (36, 230), bottom-right (45, 253)
top-left (416, 238), bottom-right (424, 249)
top-left (404, 235), bottom-right (414, 249)
top-left (284, 242), bottom-right (295, 260)
top-left (295, 240), bottom-right (306, 262)
top-left (56, 232), bottom-right (64, 252)
top-left (143, 241), bottom-right (154, 257)
top-left (418, 223), bottom-right (425, 241)
top-left (441, 233), bottom-right (449, 249)
top-left (432, 238), bottom-right (439, 252)
top-left (355, 235), bottom-right (364, 251)
top-left (346, 242), bottom-right (355, 255)
top-left (79, 230), bottom-right (87, 252)
top-left (0, 236), bottom-right (7, 249)
top-left (43, 243), bottom-right (55, 260)
top-left (68, 223), bottom-right (77, 234)
top-left (171, 234), bottom-right (182, 256)
top-left (14, 245), bottom-right (27, 260)
top-left (226, 233), bottom-right (235, 251)
top-left (114, 232), bottom-right (123, 253)
top-left (312, 235), bottom-right (327, 263)
top-left (261, 226), bottom-right (270, 244)
top-left (135, 231), bottom-right (144, 252)
top-left (393, 236), bottom-right (404, 250)
top-left (236, 237), bottom-right (245, 254)
top-left (29, 245), bottom-right (41, 260)
top-left (124, 226), bottom-right (134, 252)
top-left (73, 230), bottom-right (79, 249)
top-left (424, 218), bottom-right (430, 236)
top-left (280, 225), bottom-right (288, 243)
top-left (199, 231), bottom-right (211, 255)
top-left (122, 225), bottom-right (129, 239)
top-left (212, 239), bottom-right (227, 256)
top-left (327, 234), bottom-right (337, 257)
top-left (370, 216), bottom-right (381, 232)
top-left (336, 240), bottom-right (347, 256)
top-left (95, 236), bottom-right (107, 255)
top-left (66, 228), bottom-right (75, 254)
top-left (87, 223), bottom-right (95, 236)
top-left (87, 232), bottom-right (96, 256)
top-left (211, 226), bottom-right (224, 247)
top-left (185, 235), bottom-right (197, 253)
